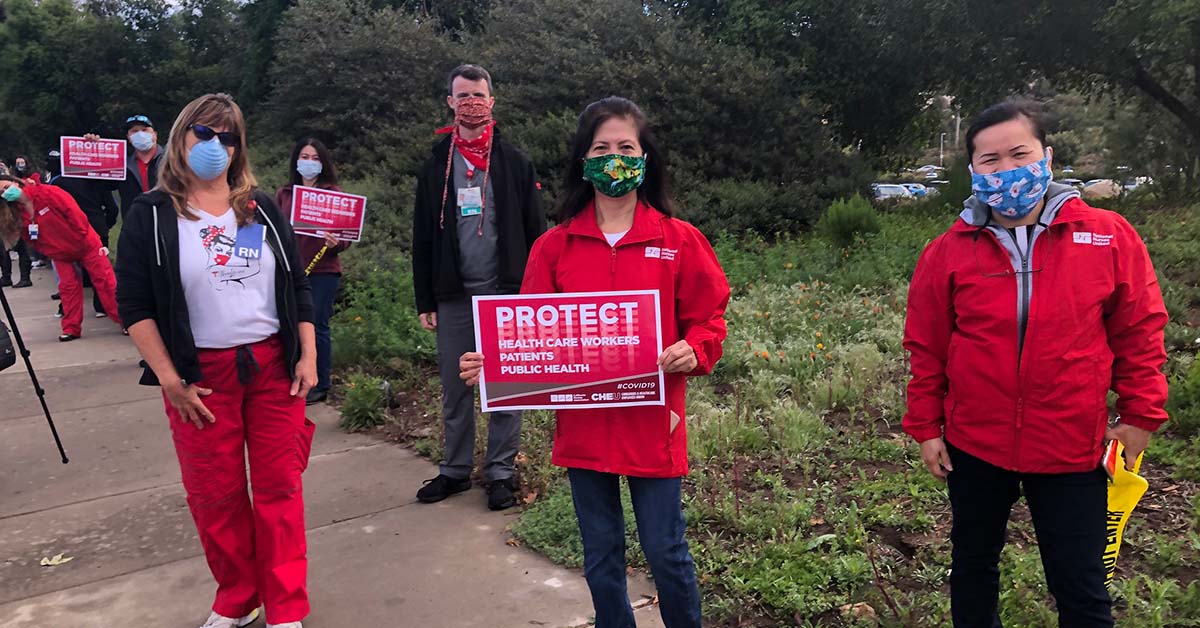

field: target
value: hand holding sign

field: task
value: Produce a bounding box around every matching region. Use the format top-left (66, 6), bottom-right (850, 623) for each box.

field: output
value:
top-left (460, 352), bottom-right (484, 386)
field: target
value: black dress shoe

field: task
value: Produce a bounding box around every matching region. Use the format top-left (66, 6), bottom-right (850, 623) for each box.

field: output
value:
top-left (305, 388), bottom-right (328, 406)
top-left (58, 334), bottom-right (79, 342)
top-left (487, 478), bottom-right (518, 511)
top-left (50, 292), bottom-right (60, 300)
top-left (0, 277), bottom-right (10, 287)
top-left (416, 474), bottom-right (471, 503)
top-left (12, 278), bottom-right (32, 288)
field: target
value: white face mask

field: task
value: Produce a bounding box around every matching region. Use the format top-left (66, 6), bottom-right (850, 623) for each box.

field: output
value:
top-left (296, 159), bottom-right (323, 180)
top-left (130, 130), bottom-right (155, 151)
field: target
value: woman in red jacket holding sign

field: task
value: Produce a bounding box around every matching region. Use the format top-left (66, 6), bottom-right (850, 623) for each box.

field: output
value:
top-left (461, 97), bottom-right (729, 628)
top-left (0, 175), bottom-right (122, 341)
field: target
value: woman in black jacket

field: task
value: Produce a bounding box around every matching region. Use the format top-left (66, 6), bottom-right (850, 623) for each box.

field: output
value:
top-left (116, 93), bottom-right (316, 628)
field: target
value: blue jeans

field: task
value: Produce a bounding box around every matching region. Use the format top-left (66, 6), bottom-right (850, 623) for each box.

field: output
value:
top-left (567, 468), bottom-right (701, 628)
top-left (309, 273), bottom-right (340, 393)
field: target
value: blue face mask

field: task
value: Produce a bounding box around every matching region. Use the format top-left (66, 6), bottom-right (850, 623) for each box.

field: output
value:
top-left (296, 159), bottom-right (323, 181)
top-left (188, 138), bottom-right (230, 181)
top-left (2, 186), bottom-right (22, 203)
top-left (130, 131), bottom-right (155, 152)
top-left (970, 156), bottom-right (1052, 219)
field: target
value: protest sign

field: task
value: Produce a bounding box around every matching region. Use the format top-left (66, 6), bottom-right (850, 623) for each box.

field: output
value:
top-left (59, 137), bottom-right (126, 180)
top-left (473, 290), bottom-right (665, 411)
top-left (289, 185), bottom-right (367, 242)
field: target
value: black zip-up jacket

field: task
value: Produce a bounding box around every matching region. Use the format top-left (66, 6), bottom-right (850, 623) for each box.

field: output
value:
top-left (108, 147), bottom-right (165, 221)
top-left (116, 189), bottom-right (314, 387)
top-left (412, 130), bottom-right (546, 313)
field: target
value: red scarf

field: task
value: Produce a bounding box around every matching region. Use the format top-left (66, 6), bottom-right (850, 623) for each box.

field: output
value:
top-left (435, 122), bottom-right (496, 232)
top-left (435, 122), bottom-right (494, 173)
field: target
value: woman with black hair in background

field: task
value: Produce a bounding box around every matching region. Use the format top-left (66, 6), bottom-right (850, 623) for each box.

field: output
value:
top-left (275, 138), bottom-right (350, 405)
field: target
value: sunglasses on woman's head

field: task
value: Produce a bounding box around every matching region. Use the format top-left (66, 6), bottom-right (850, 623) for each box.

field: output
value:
top-left (189, 124), bottom-right (240, 147)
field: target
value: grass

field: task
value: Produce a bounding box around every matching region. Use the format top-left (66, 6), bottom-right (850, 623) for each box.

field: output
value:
top-left (331, 200), bottom-right (1200, 626)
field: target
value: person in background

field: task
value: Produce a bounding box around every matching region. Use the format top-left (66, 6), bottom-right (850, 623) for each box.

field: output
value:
top-left (117, 93), bottom-right (315, 628)
top-left (85, 114), bottom-right (165, 222)
top-left (461, 96), bottom-right (730, 628)
top-left (0, 175), bottom-right (122, 341)
top-left (412, 63), bottom-right (547, 510)
top-left (12, 155), bottom-right (41, 184)
top-left (903, 99), bottom-right (1169, 627)
top-left (47, 149), bottom-right (120, 317)
top-left (275, 137), bottom-right (349, 405)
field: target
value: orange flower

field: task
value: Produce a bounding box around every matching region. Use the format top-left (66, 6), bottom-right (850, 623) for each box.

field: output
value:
top-left (816, 343), bottom-right (825, 351)
top-left (815, 332), bottom-right (823, 339)
top-left (809, 352), bottom-right (817, 360)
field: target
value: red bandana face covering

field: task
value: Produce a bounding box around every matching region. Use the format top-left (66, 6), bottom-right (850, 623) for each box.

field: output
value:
top-left (454, 96), bottom-right (493, 129)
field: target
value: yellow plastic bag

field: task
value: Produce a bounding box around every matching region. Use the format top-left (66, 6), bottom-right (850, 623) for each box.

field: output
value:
top-left (1102, 440), bottom-right (1148, 585)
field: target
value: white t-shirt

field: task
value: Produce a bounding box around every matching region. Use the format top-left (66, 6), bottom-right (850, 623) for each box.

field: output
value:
top-left (604, 230), bottom-right (628, 247)
top-left (177, 208), bottom-right (280, 349)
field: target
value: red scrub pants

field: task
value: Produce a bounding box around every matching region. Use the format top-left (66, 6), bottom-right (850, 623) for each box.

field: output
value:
top-left (53, 249), bottom-right (121, 336)
top-left (164, 336), bottom-right (316, 624)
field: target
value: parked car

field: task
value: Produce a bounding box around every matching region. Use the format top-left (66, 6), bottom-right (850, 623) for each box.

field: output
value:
top-left (915, 165), bottom-right (944, 174)
top-left (1083, 179), bottom-right (1122, 200)
top-left (1061, 165), bottom-right (1075, 173)
top-left (872, 183), bottom-right (914, 201)
top-left (1059, 178), bottom-right (1085, 189)
top-left (1123, 176), bottom-right (1154, 191)
top-left (901, 183), bottom-right (930, 197)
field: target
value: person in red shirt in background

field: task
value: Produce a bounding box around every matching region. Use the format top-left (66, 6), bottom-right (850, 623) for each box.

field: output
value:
top-left (275, 137), bottom-right (350, 405)
top-left (85, 114), bottom-right (166, 222)
top-left (461, 96), bottom-right (730, 628)
top-left (0, 175), bottom-right (122, 341)
top-left (902, 99), bottom-right (1169, 627)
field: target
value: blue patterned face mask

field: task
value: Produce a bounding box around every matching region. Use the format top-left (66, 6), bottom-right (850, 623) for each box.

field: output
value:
top-left (970, 155), bottom-right (1052, 219)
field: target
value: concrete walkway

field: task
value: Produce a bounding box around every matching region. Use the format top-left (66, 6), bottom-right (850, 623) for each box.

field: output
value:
top-left (0, 269), bottom-right (662, 628)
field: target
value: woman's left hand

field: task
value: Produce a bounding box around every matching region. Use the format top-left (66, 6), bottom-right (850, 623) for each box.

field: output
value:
top-left (323, 232), bottom-right (339, 248)
top-left (658, 340), bottom-right (697, 374)
top-left (291, 356), bottom-right (318, 397)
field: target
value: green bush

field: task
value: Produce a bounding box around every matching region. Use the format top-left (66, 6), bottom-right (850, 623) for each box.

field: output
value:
top-left (680, 178), bottom-right (828, 239)
top-left (338, 372), bottom-right (388, 431)
top-left (817, 194), bottom-right (880, 248)
top-left (1167, 352), bottom-right (1200, 436)
top-left (331, 255), bottom-right (435, 367)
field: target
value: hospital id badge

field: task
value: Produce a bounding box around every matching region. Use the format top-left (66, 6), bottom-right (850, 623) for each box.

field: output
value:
top-left (27, 223), bottom-right (39, 241)
top-left (458, 187), bottom-right (482, 217)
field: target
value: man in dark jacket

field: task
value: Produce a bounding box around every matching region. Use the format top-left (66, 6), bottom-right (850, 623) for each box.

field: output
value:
top-left (47, 150), bottom-right (119, 316)
top-left (85, 114), bottom-right (164, 221)
top-left (412, 64), bottom-right (546, 511)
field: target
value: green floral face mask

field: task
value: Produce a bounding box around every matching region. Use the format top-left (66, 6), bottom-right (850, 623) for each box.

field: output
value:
top-left (582, 154), bottom-right (647, 198)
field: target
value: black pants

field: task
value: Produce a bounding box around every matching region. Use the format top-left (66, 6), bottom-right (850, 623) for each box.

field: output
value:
top-left (0, 239), bottom-right (31, 282)
top-left (947, 442), bottom-right (1112, 628)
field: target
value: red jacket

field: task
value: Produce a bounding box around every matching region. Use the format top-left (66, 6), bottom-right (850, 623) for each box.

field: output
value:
top-left (19, 182), bottom-right (100, 260)
top-left (903, 195), bottom-right (1169, 473)
top-left (521, 201), bottom-right (730, 477)
top-left (275, 184), bottom-right (351, 275)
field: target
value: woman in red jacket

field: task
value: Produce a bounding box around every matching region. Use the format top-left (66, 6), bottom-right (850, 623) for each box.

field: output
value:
top-left (275, 138), bottom-right (350, 405)
top-left (903, 100), bottom-right (1168, 627)
top-left (462, 97), bottom-right (729, 628)
top-left (0, 175), bottom-right (122, 341)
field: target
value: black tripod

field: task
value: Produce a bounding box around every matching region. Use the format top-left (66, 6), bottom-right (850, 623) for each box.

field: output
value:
top-left (0, 283), bottom-right (69, 463)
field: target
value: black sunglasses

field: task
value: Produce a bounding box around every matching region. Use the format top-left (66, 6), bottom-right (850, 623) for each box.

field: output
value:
top-left (189, 124), bottom-right (240, 148)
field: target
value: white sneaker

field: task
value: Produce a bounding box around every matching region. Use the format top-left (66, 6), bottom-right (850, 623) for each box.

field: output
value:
top-left (266, 623), bottom-right (302, 628)
top-left (199, 608), bottom-right (260, 628)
